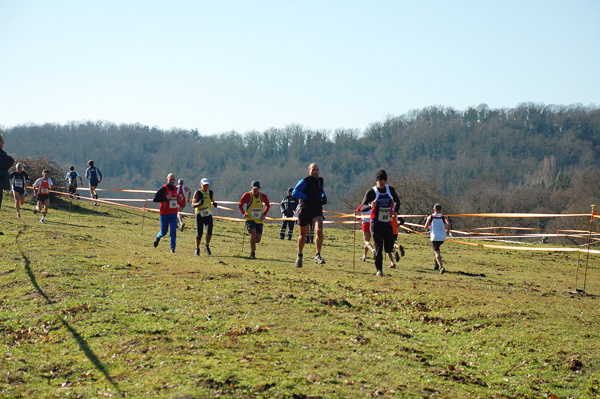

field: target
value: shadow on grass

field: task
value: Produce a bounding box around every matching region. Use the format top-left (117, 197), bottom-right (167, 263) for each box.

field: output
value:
top-left (17, 232), bottom-right (123, 396)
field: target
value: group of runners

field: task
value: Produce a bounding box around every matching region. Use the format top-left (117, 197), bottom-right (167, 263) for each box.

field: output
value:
top-left (2, 158), bottom-right (103, 223)
top-left (150, 162), bottom-right (452, 276)
top-left (0, 133), bottom-right (450, 275)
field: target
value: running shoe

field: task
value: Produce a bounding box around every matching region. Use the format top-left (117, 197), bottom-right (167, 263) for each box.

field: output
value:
top-left (389, 263), bottom-right (396, 268)
top-left (376, 270), bottom-right (384, 277)
top-left (205, 245), bottom-right (211, 255)
top-left (33, 208), bottom-right (38, 215)
top-left (153, 237), bottom-right (160, 248)
top-left (40, 218), bottom-right (44, 224)
top-left (315, 254), bottom-right (325, 264)
top-left (295, 254), bottom-right (303, 268)
top-left (170, 249), bottom-right (175, 253)
top-left (440, 266), bottom-right (446, 274)
top-left (399, 245), bottom-right (405, 257)
top-left (249, 253), bottom-right (256, 259)
top-left (180, 222), bottom-right (185, 232)
top-left (360, 254), bottom-right (367, 262)
top-left (433, 262), bottom-right (439, 271)
top-left (394, 250), bottom-right (400, 263)
top-left (17, 212), bottom-right (21, 218)
top-left (195, 248), bottom-right (200, 256)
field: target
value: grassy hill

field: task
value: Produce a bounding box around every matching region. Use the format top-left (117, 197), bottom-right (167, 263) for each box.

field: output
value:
top-left (1, 196), bottom-right (599, 398)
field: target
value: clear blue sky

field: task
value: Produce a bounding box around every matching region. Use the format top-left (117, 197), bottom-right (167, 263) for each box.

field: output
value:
top-left (1, 0), bottom-right (598, 134)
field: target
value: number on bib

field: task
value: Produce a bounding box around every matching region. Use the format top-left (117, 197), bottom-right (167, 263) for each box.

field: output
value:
top-left (15, 180), bottom-right (23, 188)
top-left (252, 208), bottom-right (262, 219)
top-left (41, 188), bottom-right (49, 194)
top-left (169, 199), bottom-right (178, 209)
top-left (200, 208), bottom-right (210, 217)
top-left (378, 208), bottom-right (391, 222)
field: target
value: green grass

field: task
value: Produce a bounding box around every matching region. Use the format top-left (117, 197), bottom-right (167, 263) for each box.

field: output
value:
top-left (1, 197), bottom-right (599, 398)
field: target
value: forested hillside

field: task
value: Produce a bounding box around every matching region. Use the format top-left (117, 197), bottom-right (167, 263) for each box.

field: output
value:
top-left (3, 103), bottom-right (599, 224)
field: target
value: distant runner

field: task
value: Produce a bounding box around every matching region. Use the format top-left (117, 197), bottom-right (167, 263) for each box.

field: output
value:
top-left (9, 163), bottom-right (29, 218)
top-left (292, 163), bottom-right (327, 267)
top-left (239, 181), bottom-right (270, 259)
top-left (85, 160), bottom-right (102, 205)
top-left (192, 178), bottom-right (218, 256)
top-left (176, 179), bottom-right (192, 231)
top-left (153, 173), bottom-right (182, 253)
top-left (65, 165), bottom-right (83, 199)
top-left (32, 169), bottom-right (54, 224)
top-left (279, 187), bottom-right (298, 240)
top-left (424, 204), bottom-right (452, 274)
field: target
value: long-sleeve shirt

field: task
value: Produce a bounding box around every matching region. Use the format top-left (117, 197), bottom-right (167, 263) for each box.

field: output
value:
top-left (359, 185), bottom-right (400, 213)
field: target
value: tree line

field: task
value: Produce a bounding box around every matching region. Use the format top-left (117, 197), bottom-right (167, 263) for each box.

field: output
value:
top-left (3, 103), bottom-right (599, 234)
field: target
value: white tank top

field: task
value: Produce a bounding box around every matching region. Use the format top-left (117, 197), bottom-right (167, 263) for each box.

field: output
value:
top-left (430, 212), bottom-right (446, 242)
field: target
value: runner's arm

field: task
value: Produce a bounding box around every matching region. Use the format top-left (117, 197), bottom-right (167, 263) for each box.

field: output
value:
top-left (359, 189), bottom-right (376, 212)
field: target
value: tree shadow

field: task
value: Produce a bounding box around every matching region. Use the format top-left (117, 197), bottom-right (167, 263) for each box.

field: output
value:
top-left (17, 232), bottom-right (123, 395)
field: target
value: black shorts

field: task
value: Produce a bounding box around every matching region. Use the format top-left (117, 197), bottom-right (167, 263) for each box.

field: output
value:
top-left (432, 241), bottom-right (444, 251)
top-left (37, 194), bottom-right (50, 203)
top-left (89, 180), bottom-right (99, 187)
top-left (68, 185), bottom-right (78, 194)
top-left (196, 214), bottom-right (213, 237)
top-left (245, 220), bottom-right (263, 235)
top-left (13, 188), bottom-right (26, 196)
top-left (298, 208), bottom-right (323, 227)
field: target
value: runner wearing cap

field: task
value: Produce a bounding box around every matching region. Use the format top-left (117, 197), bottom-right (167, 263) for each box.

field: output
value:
top-left (192, 177), bottom-right (218, 256)
top-left (239, 180), bottom-right (270, 259)
top-left (176, 178), bottom-right (192, 231)
top-left (359, 170), bottom-right (400, 277)
top-left (279, 187), bottom-right (298, 240)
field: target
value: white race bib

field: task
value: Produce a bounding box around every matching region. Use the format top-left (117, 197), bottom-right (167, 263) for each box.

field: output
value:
top-left (41, 188), bottom-right (49, 194)
top-left (200, 208), bottom-right (210, 217)
top-left (169, 199), bottom-right (178, 209)
top-left (252, 208), bottom-right (262, 219)
top-left (15, 180), bottom-right (23, 188)
top-left (378, 208), bottom-right (390, 222)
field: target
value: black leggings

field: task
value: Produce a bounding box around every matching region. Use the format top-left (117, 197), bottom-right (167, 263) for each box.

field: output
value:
top-left (371, 222), bottom-right (395, 271)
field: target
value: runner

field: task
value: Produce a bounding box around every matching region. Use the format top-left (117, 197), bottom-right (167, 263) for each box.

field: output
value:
top-left (359, 170), bottom-right (400, 276)
top-left (239, 181), bottom-right (270, 259)
top-left (0, 134), bottom-right (15, 234)
top-left (176, 179), bottom-right (192, 231)
top-left (152, 173), bottom-right (182, 253)
top-left (65, 166), bottom-right (83, 199)
top-left (85, 160), bottom-right (102, 205)
top-left (9, 163), bottom-right (28, 217)
top-left (424, 204), bottom-right (452, 274)
top-left (279, 187), bottom-right (298, 240)
top-left (192, 178), bottom-right (218, 256)
top-left (32, 169), bottom-right (54, 223)
top-left (355, 204), bottom-right (375, 261)
top-left (292, 163), bottom-right (327, 267)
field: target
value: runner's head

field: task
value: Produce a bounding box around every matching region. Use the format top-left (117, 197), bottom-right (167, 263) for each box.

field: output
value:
top-left (166, 173), bottom-right (176, 185)
top-left (308, 163), bottom-right (319, 178)
top-left (375, 169), bottom-right (387, 188)
top-left (42, 169), bottom-right (50, 179)
top-left (87, 160), bottom-right (94, 167)
top-left (178, 179), bottom-right (184, 186)
top-left (201, 178), bottom-right (210, 189)
top-left (434, 204), bottom-right (442, 212)
top-left (288, 187), bottom-right (293, 194)
top-left (69, 165), bottom-right (75, 171)
top-left (16, 163), bottom-right (24, 172)
top-left (251, 180), bottom-right (260, 195)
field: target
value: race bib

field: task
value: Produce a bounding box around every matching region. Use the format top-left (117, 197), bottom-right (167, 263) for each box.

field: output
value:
top-left (14, 180), bottom-right (23, 188)
top-left (378, 208), bottom-right (391, 222)
top-left (41, 188), bottom-right (49, 194)
top-left (169, 199), bottom-right (178, 209)
top-left (200, 208), bottom-right (210, 217)
top-left (252, 208), bottom-right (262, 219)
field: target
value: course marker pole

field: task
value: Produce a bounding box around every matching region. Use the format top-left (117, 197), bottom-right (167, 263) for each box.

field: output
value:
top-left (583, 204), bottom-right (596, 292)
top-left (353, 211), bottom-right (356, 272)
top-left (141, 204), bottom-right (146, 234)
